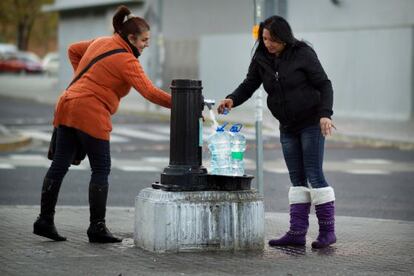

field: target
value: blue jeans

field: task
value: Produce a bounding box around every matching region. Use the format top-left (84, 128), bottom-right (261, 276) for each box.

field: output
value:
top-left (280, 124), bottom-right (328, 188)
top-left (46, 125), bottom-right (111, 185)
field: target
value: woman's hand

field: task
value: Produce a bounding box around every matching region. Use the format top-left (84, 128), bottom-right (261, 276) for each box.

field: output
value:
top-left (320, 117), bottom-right (336, 137)
top-left (217, 99), bottom-right (234, 114)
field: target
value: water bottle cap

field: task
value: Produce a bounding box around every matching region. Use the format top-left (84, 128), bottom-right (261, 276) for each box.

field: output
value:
top-left (216, 122), bottom-right (228, 132)
top-left (229, 123), bottom-right (243, 132)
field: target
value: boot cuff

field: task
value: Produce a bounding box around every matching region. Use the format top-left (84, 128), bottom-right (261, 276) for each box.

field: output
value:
top-left (311, 187), bottom-right (335, 205)
top-left (289, 186), bottom-right (311, 204)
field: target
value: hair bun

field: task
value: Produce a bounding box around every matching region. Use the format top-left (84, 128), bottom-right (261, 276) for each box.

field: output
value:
top-left (113, 5), bottom-right (131, 33)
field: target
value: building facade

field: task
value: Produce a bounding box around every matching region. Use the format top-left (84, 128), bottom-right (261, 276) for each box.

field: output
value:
top-left (44, 0), bottom-right (414, 120)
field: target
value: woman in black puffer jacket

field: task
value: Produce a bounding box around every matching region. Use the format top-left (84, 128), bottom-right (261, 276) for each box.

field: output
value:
top-left (218, 15), bottom-right (336, 249)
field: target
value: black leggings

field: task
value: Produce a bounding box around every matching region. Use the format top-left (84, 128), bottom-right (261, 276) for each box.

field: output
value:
top-left (46, 125), bottom-right (111, 185)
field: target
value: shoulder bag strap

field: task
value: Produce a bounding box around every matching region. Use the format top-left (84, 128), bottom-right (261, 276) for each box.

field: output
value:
top-left (67, 48), bottom-right (127, 89)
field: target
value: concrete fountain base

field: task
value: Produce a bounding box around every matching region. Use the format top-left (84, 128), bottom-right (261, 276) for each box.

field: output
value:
top-left (134, 187), bottom-right (264, 253)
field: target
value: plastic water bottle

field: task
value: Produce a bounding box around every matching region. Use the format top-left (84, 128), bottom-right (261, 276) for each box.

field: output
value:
top-left (229, 124), bottom-right (246, 176)
top-left (207, 123), bottom-right (232, 176)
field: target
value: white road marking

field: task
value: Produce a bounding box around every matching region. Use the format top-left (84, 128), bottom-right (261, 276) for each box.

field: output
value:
top-left (349, 159), bottom-right (391, 164)
top-left (19, 130), bottom-right (52, 142)
top-left (148, 126), bottom-right (170, 135)
top-left (69, 165), bottom-right (89, 170)
top-left (0, 164), bottom-right (15, 169)
top-left (10, 154), bottom-right (47, 161)
top-left (112, 127), bottom-right (169, 141)
top-left (345, 169), bottom-right (390, 175)
top-left (148, 125), bottom-right (272, 141)
top-left (141, 157), bottom-right (170, 163)
top-left (21, 129), bottom-right (129, 144)
top-left (110, 134), bottom-right (129, 143)
top-left (119, 166), bottom-right (159, 172)
top-left (265, 168), bottom-right (289, 174)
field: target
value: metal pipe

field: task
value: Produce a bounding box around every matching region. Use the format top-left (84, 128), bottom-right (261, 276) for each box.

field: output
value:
top-left (253, 0), bottom-right (264, 195)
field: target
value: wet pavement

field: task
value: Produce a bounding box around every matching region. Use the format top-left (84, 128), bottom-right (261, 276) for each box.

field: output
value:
top-left (1, 206), bottom-right (413, 275)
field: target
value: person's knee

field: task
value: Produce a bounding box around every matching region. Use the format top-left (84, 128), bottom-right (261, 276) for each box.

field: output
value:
top-left (46, 162), bottom-right (70, 182)
top-left (90, 167), bottom-right (110, 185)
top-left (308, 176), bottom-right (328, 189)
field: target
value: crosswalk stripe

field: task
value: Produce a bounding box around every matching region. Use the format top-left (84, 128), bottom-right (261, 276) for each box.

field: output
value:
top-left (10, 154), bottom-right (47, 161)
top-left (112, 127), bottom-right (169, 141)
top-left (21, 129), bottom-right (128, 143)
top-left (15, 125), bottom-right (275, 144)
top-left (349, 159), bottom-right (391, 164)
top-left (0, 159), bottom-right (404, 175)
top-left (148, 125), bottom-right (216, 141)
top-left (141, 157), bottom-right (169, 163)
top-left (147, 125), bottom-right (268, 141)
top-left (345, 169), bottom-right (390, 175)
top-left (119, 166), bottom-right (159, 172)
top-left (69, 166), bottom-right (88, 170)
top-left (265, 168), bottom-right (289, 174)
top-left (147, 126), bottom-right (170, 135)
top-left (20, 130), bottom-right (52, 142)
top-left (110, 134), bottom-right (129, 143)
top-left (0, 163), bottom-right (15, 169)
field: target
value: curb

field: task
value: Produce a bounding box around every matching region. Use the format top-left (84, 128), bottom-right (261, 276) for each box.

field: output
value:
top-left (0, 134), bottom-right (32, 152)
top-left (329, 133), bottom-right (414, 151)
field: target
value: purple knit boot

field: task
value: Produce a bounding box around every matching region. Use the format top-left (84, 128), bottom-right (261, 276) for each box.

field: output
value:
top-left (312, 201), bottom-right (336, 248)
top-left (268, 203), bottom-right (311, 246)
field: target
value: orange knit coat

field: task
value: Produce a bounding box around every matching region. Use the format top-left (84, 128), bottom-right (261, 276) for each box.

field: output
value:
top-left (53, 34), bottom-right (172, 140)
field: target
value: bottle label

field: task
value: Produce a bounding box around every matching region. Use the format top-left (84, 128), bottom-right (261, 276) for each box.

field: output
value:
top-left (231, 152), bottom-right (244, 160)
top-left (199, 117), bottom-right (203, 147)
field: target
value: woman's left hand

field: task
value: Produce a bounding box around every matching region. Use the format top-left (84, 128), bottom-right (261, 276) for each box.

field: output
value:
top-left (320, 117), bottom-right (336, 137)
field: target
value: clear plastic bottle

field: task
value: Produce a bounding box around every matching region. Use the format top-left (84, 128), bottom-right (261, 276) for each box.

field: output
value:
top-left (207, 123), bottom-right (232, 176)
top-left (229, 124), bottom-right (246, 176)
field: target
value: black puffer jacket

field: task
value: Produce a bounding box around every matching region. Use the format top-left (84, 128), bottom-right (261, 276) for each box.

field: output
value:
top-left (226, 43), bottom-right (333, 133)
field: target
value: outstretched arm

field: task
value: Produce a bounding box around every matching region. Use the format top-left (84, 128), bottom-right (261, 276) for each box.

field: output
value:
top-left (123, 57), bottom-right (171, 109)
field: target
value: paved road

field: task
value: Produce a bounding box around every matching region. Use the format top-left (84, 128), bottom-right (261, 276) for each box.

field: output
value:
top-left (1, 96), bottom-right (414, 221)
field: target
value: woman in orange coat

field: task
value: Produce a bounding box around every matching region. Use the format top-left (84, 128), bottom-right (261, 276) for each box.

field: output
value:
top-left (33, 6), bottom-right (171, 243)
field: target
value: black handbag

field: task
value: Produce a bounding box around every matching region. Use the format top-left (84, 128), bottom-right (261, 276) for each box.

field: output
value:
top-left (47, 48), bottom-right (127, 164)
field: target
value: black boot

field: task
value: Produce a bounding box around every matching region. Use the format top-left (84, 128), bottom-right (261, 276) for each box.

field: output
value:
top-left (33, 178), bottom-right (66, 241)
top-left (87, 182), bottom-right (122, 243)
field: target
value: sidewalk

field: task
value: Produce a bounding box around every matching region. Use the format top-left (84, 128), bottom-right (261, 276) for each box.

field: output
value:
top-left (0, 206), bottom-right (413, 275)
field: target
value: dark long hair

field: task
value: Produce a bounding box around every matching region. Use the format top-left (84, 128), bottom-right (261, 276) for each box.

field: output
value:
top-left (254, 15), bottom-right (307, 57)
top-left (113, 5), bottom-right (150, 38)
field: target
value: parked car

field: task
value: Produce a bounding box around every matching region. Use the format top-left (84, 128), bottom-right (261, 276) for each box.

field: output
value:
top-left (0, 51), bottom-right (43, 74)
top-left (0, 54), bottom-right (26, 73)
top-left (16, 51), bottom-right (43, 73)
top-left (42, 52), bottom-right (59, 76)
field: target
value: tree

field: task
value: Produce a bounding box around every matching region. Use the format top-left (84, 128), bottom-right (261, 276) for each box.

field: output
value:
top-left (0, 0), bottom-right (57, 52)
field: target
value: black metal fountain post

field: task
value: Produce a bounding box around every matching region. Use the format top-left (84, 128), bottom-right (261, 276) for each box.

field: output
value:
top-left (153, 79), bottom-right (208, 191)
